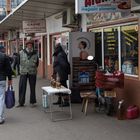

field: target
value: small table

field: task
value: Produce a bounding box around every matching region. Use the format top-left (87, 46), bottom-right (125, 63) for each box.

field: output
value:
top-left (41, 86), bottom-right (72, 122)
top-left (80, 91), bottom-right (97, 115)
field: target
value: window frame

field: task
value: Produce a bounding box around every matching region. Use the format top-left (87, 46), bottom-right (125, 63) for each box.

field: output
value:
top-left (89, 21), bottom-right (139, 78)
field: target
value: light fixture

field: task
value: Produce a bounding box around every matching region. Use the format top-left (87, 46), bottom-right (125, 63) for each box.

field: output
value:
top-left (87, 55), bottom-right (93, 61)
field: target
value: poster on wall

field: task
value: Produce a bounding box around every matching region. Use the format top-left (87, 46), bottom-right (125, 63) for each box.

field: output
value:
top-left (75, 0), bottom-right (131, 14)
top-left (69, 32), bottom-right (95, 59)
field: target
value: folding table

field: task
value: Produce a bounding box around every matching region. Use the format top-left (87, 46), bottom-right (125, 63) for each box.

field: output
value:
top-left (41, 86), bottom-right (72, 122)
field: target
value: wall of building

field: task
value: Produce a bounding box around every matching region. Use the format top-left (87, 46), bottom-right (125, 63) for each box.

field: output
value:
top-left (124, 78), bottom-right (140, 109)
top-left (35, 12), bottom-right (90, 79)
top-left (81, 14), bottom-right (87, 32)
top-left (45, 12), bottom-right (70, 79)
top-left (45, 12), bottom-right (88, 79)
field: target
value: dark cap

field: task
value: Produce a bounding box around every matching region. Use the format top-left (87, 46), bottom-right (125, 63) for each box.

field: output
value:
top-left (26, 40), bottom-right (34, 45)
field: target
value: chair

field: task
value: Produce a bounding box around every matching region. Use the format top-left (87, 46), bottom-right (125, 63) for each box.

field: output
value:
top-left (80, 91), bottom-right (97, 115)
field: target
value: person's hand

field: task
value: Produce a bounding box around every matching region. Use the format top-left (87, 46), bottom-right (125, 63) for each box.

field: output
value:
top-left (8, 80), bottom-right (12, 86)
top-left (52, 74), bottom-right (56, 80)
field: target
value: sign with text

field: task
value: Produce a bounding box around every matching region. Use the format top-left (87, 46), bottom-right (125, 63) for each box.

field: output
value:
top-left (75, 0), bottom-right (131, 14)
top-left (23, 20), bottom-right (46, 33)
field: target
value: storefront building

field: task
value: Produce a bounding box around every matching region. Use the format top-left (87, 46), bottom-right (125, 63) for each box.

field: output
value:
top-left (1, 0), bottom-right (140, 108)
top-left (45, 12), bottom-right (71, 79)
top-left (85, 12), bottom-right (140, 107)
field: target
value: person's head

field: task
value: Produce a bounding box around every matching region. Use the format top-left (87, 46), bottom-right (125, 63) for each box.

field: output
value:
top-left (0, 45), bottom-right (5, 53)
top-left (53, 43), bottom-right (64, 56)
top-left (54, 43), bottom-right (62, 50)
top-left (55, 43), bottom-right (63, 51)
top-left (26, 40), bottom-right (34, 51)
top-left (78, 41), bottom-right (87, 50)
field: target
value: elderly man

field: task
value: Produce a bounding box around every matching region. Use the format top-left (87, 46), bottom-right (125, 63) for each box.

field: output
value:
top-left (17, 41), bottom-right (39, 107)
top-left (0, 45), bottom-right (12, 124)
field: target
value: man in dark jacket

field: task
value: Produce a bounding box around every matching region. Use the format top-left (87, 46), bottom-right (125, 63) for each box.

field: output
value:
top-left (53, 43), bottom-right (70, 106)
top-left (0, 45), bottom-right (12, 124)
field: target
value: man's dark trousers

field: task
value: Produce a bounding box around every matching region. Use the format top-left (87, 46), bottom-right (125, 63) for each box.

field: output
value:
top-left (18, 74), bottom-right (37, 105)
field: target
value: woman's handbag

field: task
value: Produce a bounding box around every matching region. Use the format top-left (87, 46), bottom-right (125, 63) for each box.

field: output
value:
top-left (5, 86), bottom-right (15, 109)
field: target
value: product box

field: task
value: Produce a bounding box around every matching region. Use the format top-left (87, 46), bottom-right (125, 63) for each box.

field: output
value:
top-left (104, 90), bottom-right (116, 98)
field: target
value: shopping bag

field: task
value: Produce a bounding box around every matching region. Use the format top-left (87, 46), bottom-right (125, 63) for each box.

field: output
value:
top-left (5, 86), bottom-right (15, 109)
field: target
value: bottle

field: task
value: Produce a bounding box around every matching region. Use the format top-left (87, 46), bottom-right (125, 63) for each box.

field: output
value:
top-left (42, 94), bottom-right (48, 108)
top-left (117, 100), bottom-right (125, 120)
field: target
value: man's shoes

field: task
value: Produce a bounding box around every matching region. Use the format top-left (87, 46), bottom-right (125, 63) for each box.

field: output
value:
top-left (59, 102), bottom-right (70, 107)
top-left (30, 103), bottom-right (37, 108)
top-left (0, 120), bottom-right (5, 125)
top-left (16, 104), bottom-right (24, 108)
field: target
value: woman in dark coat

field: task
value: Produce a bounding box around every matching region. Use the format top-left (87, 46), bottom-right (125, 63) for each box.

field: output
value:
top-left (53, 43), bottom-right (70, 106)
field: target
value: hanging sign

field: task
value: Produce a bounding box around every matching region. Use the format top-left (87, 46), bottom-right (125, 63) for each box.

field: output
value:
top-left (23, 20), bottom-right (46, 33)
top-left (75, 0), bottom-right (131, 14)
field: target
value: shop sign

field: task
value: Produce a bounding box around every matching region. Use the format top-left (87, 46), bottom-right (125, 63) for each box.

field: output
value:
top-left (23, 20), bottom-right (46, 33)
top-left (75, 0), bottom-right (131, 14)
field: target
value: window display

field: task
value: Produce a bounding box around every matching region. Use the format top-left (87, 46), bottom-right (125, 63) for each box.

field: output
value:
top-left (104, 27), bottom-right (119, 72)
top-left (91, 22), bottom-right (138, 77)
top-left (121, 24), bottom-right (138, 75)
top-left (95, 30), bottom-right (102, 66)
top-left (34, 38), bottom-right (41, 59)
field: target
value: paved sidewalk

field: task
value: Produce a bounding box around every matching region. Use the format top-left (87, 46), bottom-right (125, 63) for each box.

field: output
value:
top-left (0, 76), bottom-right (140, 140)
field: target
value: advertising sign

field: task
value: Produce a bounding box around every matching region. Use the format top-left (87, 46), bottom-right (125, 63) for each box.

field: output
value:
top-left (75, 0), bottom-right (131, 14)
top-left (23, 20), bottom-right (46, 33)
top-left (69, 32), bottom-right (95, 58)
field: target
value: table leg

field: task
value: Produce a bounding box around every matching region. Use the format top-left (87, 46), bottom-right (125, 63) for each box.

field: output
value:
top-left (50, 94), bottom-right (53, 121)
top-left (84, 98), bottom-right (89, 115)
top-left (69, 94), bottom-right (72, 120)
top-left (82, 98), bottom-right (86, 112)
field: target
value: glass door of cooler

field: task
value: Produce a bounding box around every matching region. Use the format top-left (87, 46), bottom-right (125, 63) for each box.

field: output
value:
top-left (95, 30), bottom-right (102, 67)
top-left (120, 24), bottom-right (138, 76)
top-left (104, 27), bottom-right (119, 72)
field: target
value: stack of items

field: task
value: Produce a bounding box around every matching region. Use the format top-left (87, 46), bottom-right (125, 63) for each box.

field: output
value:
top-left (95, 70), bottom-right (124, 90)
top-left (50, 77), bottom-right (61, 89)
top-left (95, 70), bottom-right (124, 116)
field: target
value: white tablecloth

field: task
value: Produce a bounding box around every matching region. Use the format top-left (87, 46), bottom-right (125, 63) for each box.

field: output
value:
top-left (42, 86), bottom-right (71, 95)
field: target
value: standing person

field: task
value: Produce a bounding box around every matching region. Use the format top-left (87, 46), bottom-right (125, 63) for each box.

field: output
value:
top-left (53, 43), bottom-right (70, 107)
top-left (16, 52), bottom-right (20, 75)
top-left (0, 45), bottom-right (12, 124)
top-left (17, 40), bottom-right (39, 107)
top-left (12, 52), bottom-right (20, 75)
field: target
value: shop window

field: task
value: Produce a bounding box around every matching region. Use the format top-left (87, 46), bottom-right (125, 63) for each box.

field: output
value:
top-left (104, 27), bottom-right (119, 72)
top-left (95, 30), bottom-right (102, 67)
top-left (89, 29), bottom-right (102, 67)
top-left (121, 24), bottom-right (138, 76)
top-left (34, 39), bottom-right (41, 59)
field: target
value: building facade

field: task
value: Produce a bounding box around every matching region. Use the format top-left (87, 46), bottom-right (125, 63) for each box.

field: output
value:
top-left (1, 0), bottom-right (140, 109)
